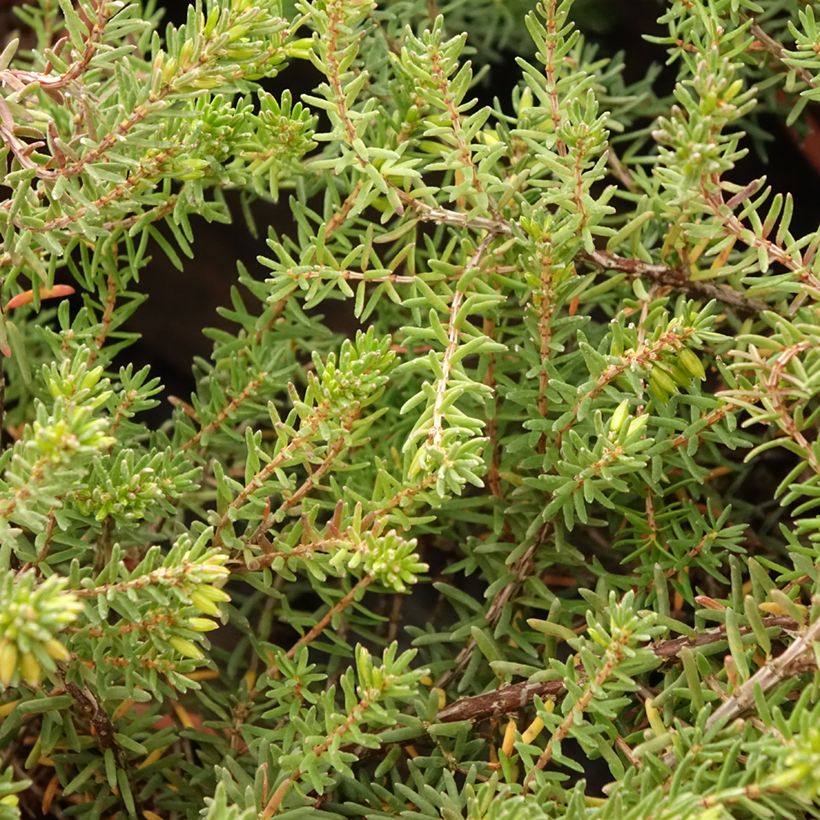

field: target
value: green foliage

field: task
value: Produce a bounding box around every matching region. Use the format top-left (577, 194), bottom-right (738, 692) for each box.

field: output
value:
top-left (1, 0), bottom-right (819, 817)
top-left (0, 766), bottom-right (28, 820)
top-left (0, 573), bottom-right (80, 688)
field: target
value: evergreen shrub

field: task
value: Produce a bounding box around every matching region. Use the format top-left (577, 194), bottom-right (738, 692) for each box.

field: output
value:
top-left (0, 0), bottom-right (819, 816)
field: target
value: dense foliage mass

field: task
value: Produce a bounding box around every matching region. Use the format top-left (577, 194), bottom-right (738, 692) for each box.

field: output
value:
top-left (1, 0), bottom-right (819, 817)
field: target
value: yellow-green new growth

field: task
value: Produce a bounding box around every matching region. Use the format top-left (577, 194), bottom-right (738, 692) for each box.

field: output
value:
top-left (0, 573), bottom-right (80, 688)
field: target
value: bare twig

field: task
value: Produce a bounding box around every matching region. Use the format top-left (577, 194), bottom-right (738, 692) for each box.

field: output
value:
top-left (403, 200), bottom-right (765, 315)
top-left (259, 668), bottom-right (379, 818)
top-left (436, 615), bottom-right (801, 724)
top-left (285, 575), bottom-right (374, 661)
top-left (763, 340), bottom-right (820, 476)
top-left (578, 250), bottom-right (767, 316)
top-left (63, 680), bottom-right (118, 753)
top-left (404, 197), bottom-right (512, 236)
top-left (437, 678), bottom-right (567, 723)
top-left (607, 146), bottom-right (637, 192)
top-left (522, 628), bottom-right (631, 792)
top-left (427, 235), bottom-right (494, 451)
top-left (706, 607), bottom-right (820, 730)
top-left (701, 183), bottom-right (820, 301)
top-left (744, 16), bottom-right (816, 90)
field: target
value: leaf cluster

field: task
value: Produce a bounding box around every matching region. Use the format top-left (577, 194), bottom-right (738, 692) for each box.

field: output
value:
top-left (0, 0), bottom-right (819, 818)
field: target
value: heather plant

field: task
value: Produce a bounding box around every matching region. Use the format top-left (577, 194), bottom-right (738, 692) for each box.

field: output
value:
top-left (0, 0), bottom-right (819, 817)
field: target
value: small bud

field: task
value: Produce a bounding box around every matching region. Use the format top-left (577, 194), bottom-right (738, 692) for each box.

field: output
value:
top-left (649, 367), bottom-right (678, 397)
top-left (169, 637), bottom-right (204, 660)
top-left (587, 626), bottom-right (609, 648)
top-left (190, 590), bottom-right (223, 616)
top-left (521, 716), bottom-right (544, 744)
top-left (645, 697), bottom-right (666, 738)
top-left (626, 414), bottom-right (649, 440)
top-left (0, 641), bottom-right (18, 686)
top-left (187, 618), bottom-right (219, 632)
top-left (202, 7), bottom-right (220, 38)
top-left (285, 38), bottom-right (314, 61)
top-left (501, 719), bottom-right (516, 757)
top-left (679, 347), bottom-right (706, 381)
top-left (82, 366), bottom-right (104, 391)
top-left (43, 639), bottom-right (71, 662)
top-left (609, 399), bottom-right (630, 435)
top-left (195, 562), bottom-right (230, 585)
top-left (161, 57), bottom-right (178, 84)
top-left (20, 653), bottom-right (42, 687)
top-left (202, 584), bottom-right (230, 602)
top-left (724, 79), bottom-right (744, 102)
top-left (191, 76), bottom-right (222, 90)
top-left (179, 40), bottom-right (193, 67)
top-left (666, 363), bottom-right (694, 387)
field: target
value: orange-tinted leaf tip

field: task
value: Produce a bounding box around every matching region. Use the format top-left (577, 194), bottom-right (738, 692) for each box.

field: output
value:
top-left (6, 284), bottom-right (75, 310)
